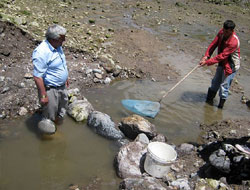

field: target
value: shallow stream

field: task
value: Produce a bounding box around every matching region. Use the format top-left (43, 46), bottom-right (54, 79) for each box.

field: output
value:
top-left (1, 52), bottom-right (249, 189)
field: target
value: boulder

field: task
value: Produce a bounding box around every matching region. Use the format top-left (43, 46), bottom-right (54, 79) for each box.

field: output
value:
top-left (119, 114), bottom-right (157, 140)
top-left (179, 143), bottom-right (195, 153)
top-left (135, 133), bottom-right (150, 144)
top-left (195, 178), bottom-right (229, 190)
top-left (151, 133), bottom-right (167, 142)
top-left (18, 107), bottom-right (28, 116)
top-left (94, 73), bottom-right (102, 79)
top-left (114, 140), bottom-right (147, 179)
top-left (87, 111), bottom-right (124, 140)
top-left (67, 99), bottom-right (94, 122)
top-left (68, 88), bottom-right (80, 98)
top-left (104, 77), bottom-right (111, 84)
top-left (119, 177), bottom-right (168, 190)
top-left (171, 178), bottom-right (190, 190)
top-left (209, 149), bottom-right (231, 173)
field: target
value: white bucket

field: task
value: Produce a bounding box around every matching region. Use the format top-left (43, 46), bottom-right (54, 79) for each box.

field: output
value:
top-left (144, 142), bottom-right (177, 178)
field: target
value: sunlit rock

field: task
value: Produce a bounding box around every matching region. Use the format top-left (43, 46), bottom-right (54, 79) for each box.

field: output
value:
top-left (195, 178), bottom-right (229, 190)
top-left (119, 176), bottom-right (168, 190)
top-left (93, 68), bottom-right (102, 74)
top-left (135, 133), bottom-right (149, 144)
top-left (30, 21), bottom-right (39, 27)
top-left (18, 106), bottom-right (28, 116)
top-left (67, 99), bottom-right (94, 122)
top-left (171, 178), bottom-right (190, 190)
top-left (151, 133), bottom-right (167, 142)
top-left (114, 140), bottom-right (147, 178)
top-left (68, 88), bottom-right (80, 97)
top-left (104, 77), bottom-right (111, 84)
top-left (179, 143), bottom-right (195, 153)
top-left (94, 73), bottom-right (102, 79)
top-left (99, 54), bottom-right (115, 65)
top-left (24, 72), bottom-right (33, 79)
top-left (119, 114), bottom-right (157, 140)
top-left (15, 16), bottom-right (26, 25)
top-left (87, 111), bottom-right (124, 140)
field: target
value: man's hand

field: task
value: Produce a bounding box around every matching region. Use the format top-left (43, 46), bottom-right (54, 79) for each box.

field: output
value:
top-left (40, 95), bottom-right (48, 105)
top-left (34, 76), bottom-right (48, 105)
top-left (199, 56), bottom-right (208, 66)
top-left (66, 79), bottom-right (69, 88)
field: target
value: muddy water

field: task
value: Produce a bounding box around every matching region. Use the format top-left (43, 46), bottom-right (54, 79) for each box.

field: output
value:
top-left (0, 115), bottom-right (121, 189)
top-left (85, 50), bottom-right (250, 145)
top-left (1, 56), bottom-right (250, 190)
top-left (1, 63), bottom-right (249, 190)
top-left (1, 45), bottom-right (249, 190)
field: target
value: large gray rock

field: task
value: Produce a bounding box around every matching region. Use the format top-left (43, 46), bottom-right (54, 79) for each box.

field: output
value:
top-left (119, 177), bottom-right (168, 190)
top-left (67, 99), bottom-right (94, 122)
top-left (119, 114), bottom-right (157, 140)
top-left (87, 111), bottom-right (124, 140)
top-left (179, 143), bottom-right (195, 153)
top-left (152, 133), bottom-right (167, 142)
top-left (67, 88), bottom-right (80, 98)
top-left (135, 133), bottom-right (150, 144)
top-left (209, 149), bottom-right (231, 173)
top-left (114, 140), bottom-right (147, 179)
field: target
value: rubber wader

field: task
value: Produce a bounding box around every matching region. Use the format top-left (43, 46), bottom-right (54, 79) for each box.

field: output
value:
top-left (218, 98), bottom-right (226, 109)
top-left (206, 88), bottom-right (217, 104)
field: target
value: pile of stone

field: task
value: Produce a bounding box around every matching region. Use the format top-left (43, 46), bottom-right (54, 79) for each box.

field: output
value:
top-left (209, 143), bottom-right (250, 182)
top-left (35, 88), bottom-right (250, 190)
top-left (66, 88), bottom-right (236, 190)
top-left (66, 88), bottom-right (188, 189)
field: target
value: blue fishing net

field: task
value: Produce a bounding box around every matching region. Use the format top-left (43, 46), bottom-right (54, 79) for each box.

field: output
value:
top-left (121, 99), bottom-right (160, 118)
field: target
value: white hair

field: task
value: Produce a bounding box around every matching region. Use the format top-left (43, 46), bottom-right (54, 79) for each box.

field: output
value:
top-left (45, 24), bottom-right (67, 40)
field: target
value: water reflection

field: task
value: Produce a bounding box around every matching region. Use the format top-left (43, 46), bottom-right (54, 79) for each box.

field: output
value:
top-left (202, 103), bottom-right (223, 125)
top-left (25, 112), bottom-right (43, 138)
top-left (179, 91), bottom-right (206, 103)
top-left (0, 113), bottom-right (120, 190)
top-left (39, 132), bottom-right (69, 190)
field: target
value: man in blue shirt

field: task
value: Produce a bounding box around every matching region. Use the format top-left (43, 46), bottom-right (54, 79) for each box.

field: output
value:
top-left (33, 24), bottom-right (69, 127)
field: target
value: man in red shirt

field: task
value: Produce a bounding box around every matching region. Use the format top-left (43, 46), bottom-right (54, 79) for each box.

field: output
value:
top-left (200, 20), bottom-right (240, 109)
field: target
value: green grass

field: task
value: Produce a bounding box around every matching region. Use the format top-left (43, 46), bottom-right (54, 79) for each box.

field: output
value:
top-left (19, 10), bottom-right (31, 16)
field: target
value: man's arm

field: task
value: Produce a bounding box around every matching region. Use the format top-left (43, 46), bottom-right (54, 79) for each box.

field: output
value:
top-left (33, 76), bottom-right (48, 105)
top-left (200, 30), bottom-right (221, 66)
top-left (205, 42), bottom-right (238, 66)
top-left (204, 34), bottom-right (219, 59)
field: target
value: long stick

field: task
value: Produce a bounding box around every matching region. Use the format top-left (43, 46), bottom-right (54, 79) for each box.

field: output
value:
top-left (159, 65), bottom-right (200, 103)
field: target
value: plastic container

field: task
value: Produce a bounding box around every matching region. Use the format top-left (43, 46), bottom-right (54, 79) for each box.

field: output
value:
top-left (144, 142), bottom-right (177, 178)
top-left (38, 118), bottom-right (56, 134)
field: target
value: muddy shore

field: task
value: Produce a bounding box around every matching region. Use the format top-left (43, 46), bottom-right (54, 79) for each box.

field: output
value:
top-left (0, 0), bottom-right (250, 189)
